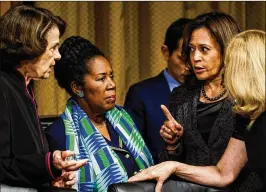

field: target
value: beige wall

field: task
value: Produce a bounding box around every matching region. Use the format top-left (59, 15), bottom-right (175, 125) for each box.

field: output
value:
top-left (1, 1), bottom-right (265, 117)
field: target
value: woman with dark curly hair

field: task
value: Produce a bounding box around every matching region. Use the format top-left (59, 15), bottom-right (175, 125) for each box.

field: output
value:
top-left (0, 5), bottom-right (87, 191)
top-left (45, 36), bottom-right (154, 192)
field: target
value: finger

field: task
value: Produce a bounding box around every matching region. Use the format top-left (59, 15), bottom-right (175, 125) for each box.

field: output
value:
top-left (52, 180), bottom-right (65, 188)
top-left (62, 171), bottom-right (76, 181)
top-left (161, 125), bottom-right (175, 135)
top-left (128, 168), bottom-right (149, 182)
top-left (161, 105), bottom-right (174, 121)
top-left (163, 138), bottom-right (179, 145)
top-left (155, 181), bottom-right (163, 192)
top-left (56, 160), bottom-right (79, 170)
top-left (128, 174), bottom-right (147, 182)
top-left (161, 131), bottom-right (174, 140)
top-left (61, 150), bottom-right (76, 160)
top-left (128, 168), bottom-right (156, 182)
top-left (165, 119), bottom-right (182, 133)
top-left (65, 173), bottom-right (76, 186)
top-left (66, 180), bottom-right (75, 186)
top-left (64, 159), bottom-right (88, 171)
top-left (53, 150), bottom-right (63, 161)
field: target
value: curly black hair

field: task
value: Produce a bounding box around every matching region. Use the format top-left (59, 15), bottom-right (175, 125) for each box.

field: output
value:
top-left (54, 36), bottom-right (104, 95)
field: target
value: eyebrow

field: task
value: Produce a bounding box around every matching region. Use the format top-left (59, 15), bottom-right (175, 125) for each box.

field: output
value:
top-left (189, 43), bottom-right (211, 47)
top-left (199, 44), bottom-right (211, 47)
top-left (49, 42), bottom-right (59, 48)
top-left (52, 42), bottom-right (60, 47)
top-left (97, 70), bottom-right (113, 75)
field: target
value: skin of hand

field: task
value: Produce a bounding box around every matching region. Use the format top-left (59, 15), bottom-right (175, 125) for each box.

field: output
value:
top-left (128, 138), bottom-right (248, 191)
top-left (52, 171), bottom-right (76, 188)
top-left (160, 105), bottom-right (183, 145)
top-left (53, 150), bottom-right (88, 171)
top-left (128, 161), bottom-right (179, 192)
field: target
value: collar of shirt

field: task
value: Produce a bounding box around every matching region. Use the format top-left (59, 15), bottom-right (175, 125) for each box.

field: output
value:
top-left (163, 69), bottom-right (181, 92)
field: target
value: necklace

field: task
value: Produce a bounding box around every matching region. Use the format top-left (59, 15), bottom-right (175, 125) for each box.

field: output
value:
top-left (201, 84), bottom-right (227, 101)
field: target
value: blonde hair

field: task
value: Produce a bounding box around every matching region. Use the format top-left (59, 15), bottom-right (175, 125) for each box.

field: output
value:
top-left (224, 30), bottom-right (265, 123)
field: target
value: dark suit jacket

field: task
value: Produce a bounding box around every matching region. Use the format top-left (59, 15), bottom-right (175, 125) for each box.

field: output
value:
top-left (124, 70), bottom-right (171, 163)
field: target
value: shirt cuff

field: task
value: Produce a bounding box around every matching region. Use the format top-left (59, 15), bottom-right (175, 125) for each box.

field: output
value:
top-left (45, 152), bottom-right (62, 180)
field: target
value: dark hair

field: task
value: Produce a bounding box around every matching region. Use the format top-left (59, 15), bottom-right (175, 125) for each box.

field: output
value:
top-left (0, 5), bottom-right (66, 69)
top-left (54, 36), bottom-right (105, 95)
top-left (182, 12), bottom-right (241, 68)
top-left (164, 18), bottom-right (192, 55)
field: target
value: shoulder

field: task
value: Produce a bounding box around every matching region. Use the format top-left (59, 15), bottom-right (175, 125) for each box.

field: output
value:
top-left (128, 71), bottom-right (166, 93)
top-left (114, 105), bottom-right (131, 114)
top-left (0, 71), bottom-right (12, 98)
top-left (114, 105), bottom-right (134, 118)
top-left (45, 117), bottom-right (65, 136)
top-left (253, 111), bottom-right (266, 132)
top-left (0, 71), bottom-right (10, 86)
top-left (170, 84), bottom-right (200, 104)
top-left (45, 117), bottom-right (66, 151)
top-left (114, 105), bottom-right (123, 111)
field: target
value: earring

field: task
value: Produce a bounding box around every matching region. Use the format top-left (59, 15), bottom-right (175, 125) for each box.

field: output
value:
top-left (77, 91), bottom-right (84, 98)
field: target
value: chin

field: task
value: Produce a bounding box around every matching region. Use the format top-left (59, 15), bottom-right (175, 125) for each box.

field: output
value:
top-left (195, 75), bottom-right (207, 81)
top-left (41, 74), bottom-right (50, 79)
top-left (178, 78), bottom-right (185, 84)
top-left (105, 103), bottom-right (116, 111)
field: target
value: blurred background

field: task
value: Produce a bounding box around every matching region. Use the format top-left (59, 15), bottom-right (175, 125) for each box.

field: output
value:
top-left (0, 1), bottom-right (265, 118)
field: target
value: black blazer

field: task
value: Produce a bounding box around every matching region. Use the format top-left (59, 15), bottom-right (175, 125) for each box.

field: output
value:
top-left (0, 70), bottom-right (59, 188)
top-left (124, 71), bottom-right (171, 163)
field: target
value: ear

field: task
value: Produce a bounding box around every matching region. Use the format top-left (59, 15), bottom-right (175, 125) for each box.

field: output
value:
top-left (161, 45), bottom-right (170, 61)
top-left (70, 81), bottom-right (83, 95)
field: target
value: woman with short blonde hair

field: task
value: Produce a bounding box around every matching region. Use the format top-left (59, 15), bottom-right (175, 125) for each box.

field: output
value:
top-left (225, 30), bottom-right (265, 122)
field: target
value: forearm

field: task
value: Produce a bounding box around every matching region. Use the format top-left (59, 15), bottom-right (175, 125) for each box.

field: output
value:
top-left (173, 162), bottom-right (233, 188)
top-left (173, 138), bottom-right (247, 188)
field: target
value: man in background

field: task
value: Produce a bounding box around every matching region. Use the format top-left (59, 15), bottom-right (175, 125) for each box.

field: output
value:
top-left (124, 18), bottom-right (191, 163)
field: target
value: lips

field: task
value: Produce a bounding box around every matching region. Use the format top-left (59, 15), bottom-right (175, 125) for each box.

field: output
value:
top-left (106, 95), bottom-right (116, 102)
top-left (194, 65), bottom-right (206, 74)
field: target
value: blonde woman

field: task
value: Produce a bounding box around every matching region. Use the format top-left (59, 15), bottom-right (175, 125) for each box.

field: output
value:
top-left (128, 29), bottom-right (265, 192)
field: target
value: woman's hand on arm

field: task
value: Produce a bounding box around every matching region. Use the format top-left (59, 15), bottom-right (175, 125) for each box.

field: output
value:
top-left (128, 161), bottom-right (179, 192)
top-left (160, 105), bottom-right (183, 146)
top-left (174, 138), bottom-right (248, 187)
top-left (128, 138), bottom-right (248, 192)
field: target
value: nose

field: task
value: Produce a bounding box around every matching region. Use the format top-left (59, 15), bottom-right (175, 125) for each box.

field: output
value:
top-left (107, 78), bottom-right (116, 90)
top-left (54, 49), bottom-right (61, 61)
top-left (191, 50), bottom-right (201, 63)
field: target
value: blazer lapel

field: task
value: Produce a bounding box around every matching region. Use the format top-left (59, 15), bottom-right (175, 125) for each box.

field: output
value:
top-left (208, 99), bottom-right (233, 146)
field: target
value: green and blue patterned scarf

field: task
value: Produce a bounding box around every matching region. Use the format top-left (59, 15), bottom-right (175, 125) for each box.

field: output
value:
top-left (61, 98), bottom-right (153, 192)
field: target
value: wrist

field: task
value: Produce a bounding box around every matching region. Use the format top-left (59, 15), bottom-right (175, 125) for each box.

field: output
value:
top-left (50, 151), bottom-right (62, 178)
top-left (172, 161), bottom-right (181, 175)
top-left (165, 142), bottom-right (180, 151)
